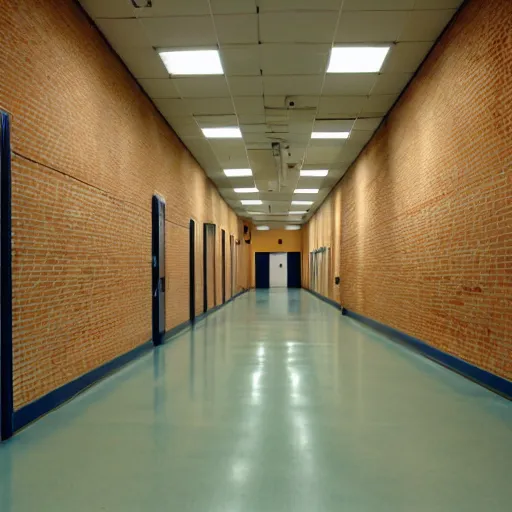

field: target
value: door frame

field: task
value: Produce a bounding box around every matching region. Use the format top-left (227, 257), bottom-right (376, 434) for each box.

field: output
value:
top-left (221, 229), bottom-right (226, 304)
top-left (151, 195), bottom-right (166, 346)
top-left (203, 223), bottom-right (216, 313)
top-left (0, 111), bottom-right (13, 440)
top-left (189, 219), bottom-right (195, 322)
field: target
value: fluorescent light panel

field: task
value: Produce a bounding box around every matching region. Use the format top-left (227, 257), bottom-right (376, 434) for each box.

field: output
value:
top-left (300, 169), bottom-right (328, 177)
top-left (224, 168), bottom-right (252, 177)
top-left (327, 46), bottom-right (390, 73)
top-left (248, 211), bottom-right (264, 215)
top-left (256, 226), bottom-right (270, 231)
top-left (311, 132), bottom-right (350, 139)
top-left (294, 189), bottom-right (319, 194)
top-left (285, 226), bottom-right (301, 231)
top-left (289, 211), bottom-right (307, 215)
top-left (234, 188), bottom-right (258, 193)
top-left (158, 49), bottom-right (224, 75)
top-left (202, 127), bottom-right (242, 139)
top-left (241, 199), bottom-right (262, 205)
top-left (292, 200), bottom-right (313, 205)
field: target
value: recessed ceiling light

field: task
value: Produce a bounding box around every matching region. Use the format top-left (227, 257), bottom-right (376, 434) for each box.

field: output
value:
top-left (292, 200), bottom-right (314, 205)
top-left (300, 170), bottom-right (328, 177)
top-left (256, 226), bottom-right (270, 231)
top-left (311, 132), bottom-right (350, 139)
top-left (241, 199), bottom-right (263, 205)
top-left (158, 49), bottom-right (224, 76)
top-left (224, 169), bottom-right (252, 177)
top-left (202, 127), bottom-right (242, 139)
top-left (248, 211), bottom-right (264, 215)
top-left (289, 211), bottom-right (307, 215)
top-left (234, 187), bottom-right (258, 193)
top-left (327, 46), bottom-right (390, 73)
top-left (294, 189), bottom-right (319, 194)
top-left (285, 226), bottom-right (301, 231)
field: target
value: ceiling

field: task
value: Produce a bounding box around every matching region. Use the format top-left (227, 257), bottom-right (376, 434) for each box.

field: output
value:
top-left (79, 0), bottom-right (462, 228)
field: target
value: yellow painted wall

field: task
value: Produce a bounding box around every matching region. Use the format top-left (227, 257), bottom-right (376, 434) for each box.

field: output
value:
top-left (250, 229), bottom-right (303, 287)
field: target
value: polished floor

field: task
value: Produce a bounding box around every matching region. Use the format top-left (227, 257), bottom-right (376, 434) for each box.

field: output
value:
top-left (0, 289), bottom-right (511, 511)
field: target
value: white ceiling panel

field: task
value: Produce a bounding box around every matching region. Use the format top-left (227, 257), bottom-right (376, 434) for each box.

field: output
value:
top-left (185, 98), bottom-right (235, 115)
top-left (399, 10), bottom-right (457, 42)
top-left (138, 78), bottom-right (181, 98)
top-left (79, 0), bottom-right (135, 19)
top-left (264, 96), bottom-right (320, 110)
top-left (342, 0), bottom-right (414, 10)
top-left (154, 98), bottom-right (191, 116)
top-left (349, 129), bottom-right (375, 145)
top-left (117, 48), bottom-right (168, 78)
top-left (195, 115), bottom-right (238, 127)
top-left (95, 19), bottom-right (149, 49)
top-left (304, 146), bottom-right (346, 165)
top-left (140, 17), bottom-right (216, 47)
top-left (336, 11), bottom-right (408, 43)
top-left (323, 74), bottom-right (378, 96)
top-left (313, 119), bottom-right (355, 132)
top-left (136, 0), bottom-right (210, 17)
top-left (167, 117), bottom-right (204, 138)
top-left (173, 77), bottom-right (231, 98)
top-left (221, 45), bottom-right (261, 76)
top-left (260, 44), bottom-right (331, 75)
top-left (180, 138), bottom-right (221, 165)
top-left (317, 96), bottom-right (367, 116)
top-left (361, 94), bottom-right (399, 115)
top-left (211, 0), bottom-right (257, 14)
top-left (371, 72), bottom-right (413, 94)
top-left (353, 117), bottom-right (383, 130)
top-left (233, 97), bottom-right (265, 116)
top-left (263, 76), bottom-right (324, 96)
top-left (227, 76), bottom-right (264, 96)
top-left (258, 0), bottom-right (341, 11)
top-left (260, 13), bottom-right (338, 43)
top-left (382, 42), bottom-right (433, 72)
top-left (215, 14), bottom-right (259, 44)
top-left (414, 0), bottom-right (463, 9)
top-left (238, 114), bottom-right (267, 125)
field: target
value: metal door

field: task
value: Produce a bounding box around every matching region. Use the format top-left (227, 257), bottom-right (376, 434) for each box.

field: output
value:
top-left (189, 219), bottom-right (195, 322)
top-left (152, 195), bottom-right (165, 346)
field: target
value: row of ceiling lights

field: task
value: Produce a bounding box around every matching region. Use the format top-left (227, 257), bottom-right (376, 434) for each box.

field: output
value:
top-left (256, 225), bottom-right (301, 231)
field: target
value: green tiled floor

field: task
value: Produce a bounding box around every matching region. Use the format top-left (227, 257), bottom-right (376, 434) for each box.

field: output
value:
top-left (0, 289), bottom-right (510, 511)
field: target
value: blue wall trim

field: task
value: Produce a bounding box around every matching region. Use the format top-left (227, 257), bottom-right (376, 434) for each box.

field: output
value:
top-left (304, 288), bottom-right (341, 310)
top-left (9, 288), bottom-right (251, 436)
top-left (342, 308), bottom-right (512, 400)
top-left (12, 340), bottom-right (154, 433)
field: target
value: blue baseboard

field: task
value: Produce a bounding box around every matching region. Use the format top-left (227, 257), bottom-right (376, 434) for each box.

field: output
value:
top-left (12, 339), bottom-right (154, 433)
top-left (342, 308), bottom-right (512, 400)
top-left (304, 288), bottom-right (342, 310)
top-left (11, 288), bottom-right (251, 436)
top-left (194, 289), bottom-right (249, 324)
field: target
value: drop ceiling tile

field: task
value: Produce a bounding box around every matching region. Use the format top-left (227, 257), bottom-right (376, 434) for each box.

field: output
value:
top-left (399, 9), bottom-right (457, 42)
top-left (353, 117), bottom-right (382, 130)
top-left (154, 98), bottom-right (191, 116)
top-left (221, 45), bottom-right (261, 76)
top-left (258, 0), bottom-right (340, 11)
top-left (138, 79), bottom-right (181, 98)
top-left (381, 42), bottom-right (433, 72)
top-left (211, 0), bottom-right (257, 14)
top-left (167, 117), bottom-right (204, 138)
top-left (79, 0), bottom-right (135, 18)
top-left (136, 0), bottom-right (210, 16)
top-left (260, 12), bottom-right (338, 43)
top-left (371, 72), bottom-right (413, 94)
top-left (233, 96), bottom-right (265, 115)
top-left (181, 138), bottom-right (221, 164)
top-left (260, 44), bottom-right (331, 75)
top-left (317, 96), bottom-right (366, 116)
top-left (323, 74), bottom-right (378, 96)
top-left (240, 123), bottom-right (268, 133)
top-left (414, 0), bottom-right (463, 8)
top-left (362, 94), bottom-right (398, 114)
top-left (349, 129), bottom-right (375, 145)
top-left (215, 14), bottom-right (259, 44)
top-left (139, 16), bottom-right (216, 47)
top-left (185, 98), bottom-right (235, 115)
top-left (228, 76), bottom-right (264, 96)
top-left (238, 114), bottom-right (267, 124)
top-left (95, 19), bottom-right (149, 49)
top-left (194, 115), bottom-right (238, 127)
top-left (335, 11), bottom-right (408, 43)
top-left (313, 119), bottom-right (355, 132)
top-left (117, 48), bottom-right (168, 78)
top-left (173, 77), bottom-right (231, 98)
top-left (263, 75), bottom-right (324, 96)
top-left (265, 96), bottom-right (319, 109)
top-left (304, 146), bottom-right (345, 165)
top-left (242, 133), bottom-right (274, 144)
top-left (343, 0), bottom-right (414, 9)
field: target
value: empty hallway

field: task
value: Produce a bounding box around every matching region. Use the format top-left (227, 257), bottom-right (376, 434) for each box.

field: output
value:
top-left (0, 290), bottom-right (510, 512)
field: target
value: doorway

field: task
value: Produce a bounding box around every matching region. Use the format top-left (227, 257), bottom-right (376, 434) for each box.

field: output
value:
top-left (269, 253), bottom-right (288, 287)
top-left (152, 195), bottom-right (166, 346)
top-left (0, 111), bottom-right (13, 440)
top-left (189, 219), bottom-right (195, 323)
top-left (203, 223), bottom-right (216, 313)
top-left (221, 229), bottom-right (226, 304)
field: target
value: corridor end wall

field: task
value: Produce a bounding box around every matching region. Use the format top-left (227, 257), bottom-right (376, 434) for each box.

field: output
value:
top-left (303, 0), bottom-right (512, 381)
top-left (0, 0), bottom-right (250, 412)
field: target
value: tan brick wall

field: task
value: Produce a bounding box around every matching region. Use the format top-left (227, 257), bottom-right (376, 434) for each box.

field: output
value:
top-left (0, 0), bottom-right (250, 409)
top-left (304, 0), bottom-right (512, 380)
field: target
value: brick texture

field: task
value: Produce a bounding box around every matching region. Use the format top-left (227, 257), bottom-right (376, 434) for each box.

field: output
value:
top-left (0, 0), bottom-right (250, 409)
top-left (304, 0), bottom-right (512, 380)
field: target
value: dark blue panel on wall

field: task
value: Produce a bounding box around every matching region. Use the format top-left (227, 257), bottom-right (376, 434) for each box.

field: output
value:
top-left (287, 252), bottom-right (301, 288)
top-left (255, 252), bottom-right (270, 288)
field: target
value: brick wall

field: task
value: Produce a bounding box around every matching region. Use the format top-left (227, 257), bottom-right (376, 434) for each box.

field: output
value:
top-left (303, 0), bottom-right (511, 380)
top-left (0, 0), bottom-right (250, 409)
